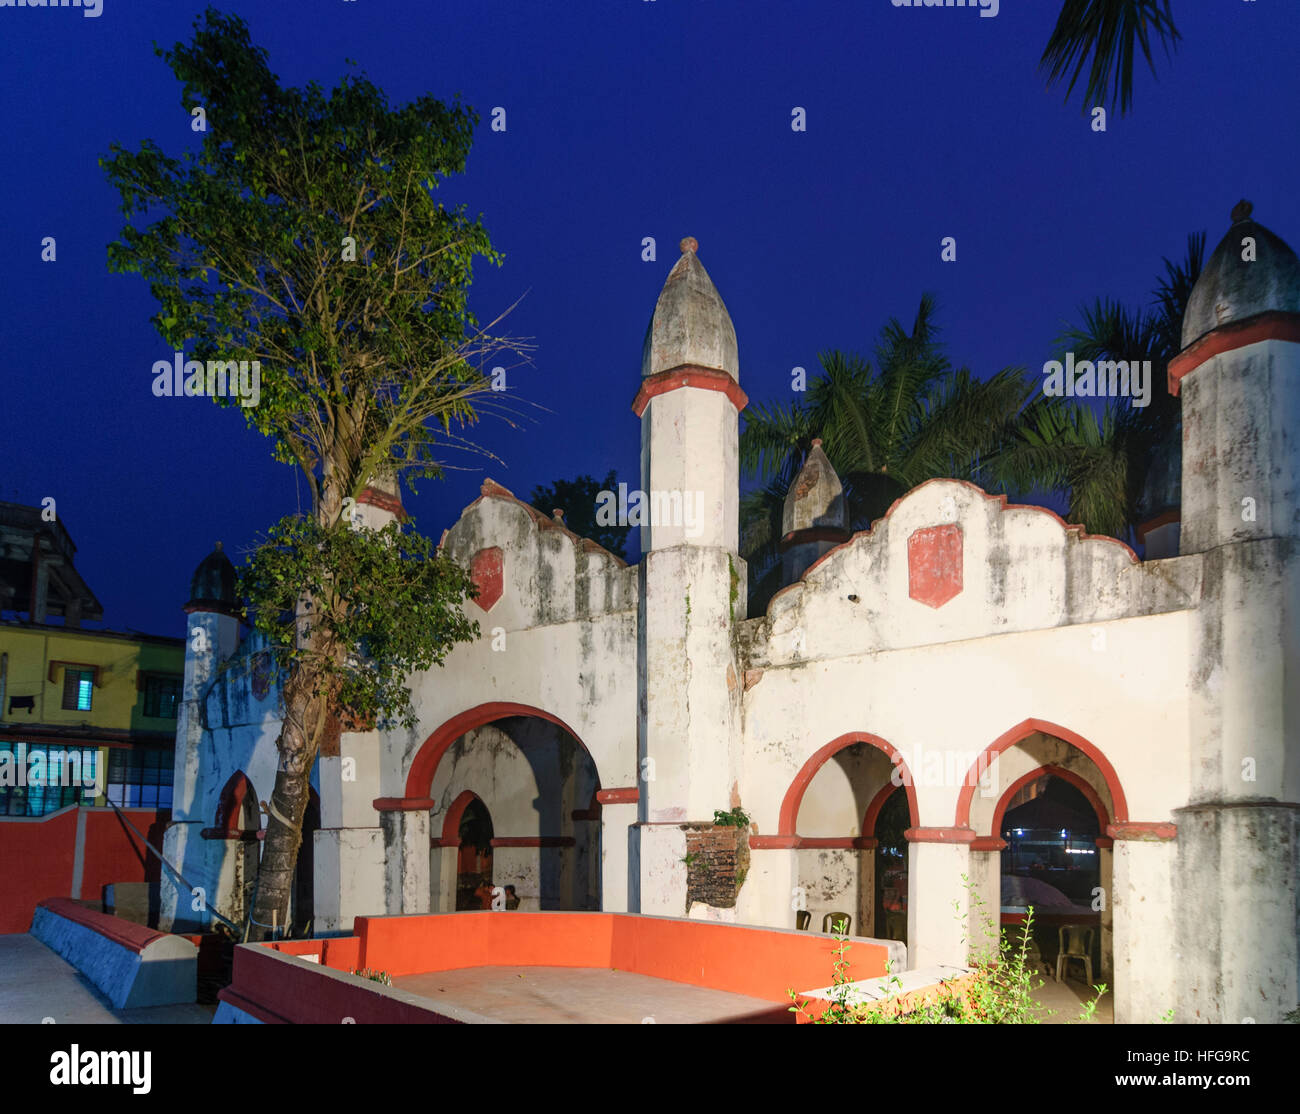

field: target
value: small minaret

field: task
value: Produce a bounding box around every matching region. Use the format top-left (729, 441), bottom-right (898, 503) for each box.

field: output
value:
top-left (1168, 201), bottom-right (1300, 1023)
top-left (160, 542), bottom-right (242, 931)
top-left (780, 439), bottom-right (850, 583)
top-left (633, 237), bottom-right (748, 917)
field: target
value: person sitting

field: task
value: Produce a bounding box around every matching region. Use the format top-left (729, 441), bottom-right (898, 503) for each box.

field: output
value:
top-left (505, 885), bottom-right (520, 911)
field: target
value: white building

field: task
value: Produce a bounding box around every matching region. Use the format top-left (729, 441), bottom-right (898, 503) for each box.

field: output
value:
top-left (162, 205), bottom-right (1300, 1023)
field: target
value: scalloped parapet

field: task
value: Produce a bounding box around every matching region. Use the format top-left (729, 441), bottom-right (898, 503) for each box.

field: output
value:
top-left (438, 479), bottom-right (638, 628)
top-left (747, 479), bottom-right (1202, 667)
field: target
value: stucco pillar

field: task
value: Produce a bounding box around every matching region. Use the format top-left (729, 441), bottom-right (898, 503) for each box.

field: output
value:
top-left (379, 807), bottom-right (430, 915)
top-left (1173, 803), bottom-right (1298, 1023)
top-left (599, 798), bottom-right (636, 912)
top-left (906, 831), bottom-right (972, 969)
top-left (1110, 830), bottom-right (1176, 1024)
top-left (430, 843), bottom-right (457, 912)
top-left (736, 845), bottom-right (798, 929)
top-left (1097, 840), bottom-right (1114, 983)
top-left (629, 821), bottom-right (688, 917)
top-left (967, 842), bottom-right (1003, 961)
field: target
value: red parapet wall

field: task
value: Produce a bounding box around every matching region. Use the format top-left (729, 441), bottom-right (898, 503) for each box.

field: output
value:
top-left (0, 807), bottom-right (169, 934)
top-left (223, 912), bottom-right (892, 1023)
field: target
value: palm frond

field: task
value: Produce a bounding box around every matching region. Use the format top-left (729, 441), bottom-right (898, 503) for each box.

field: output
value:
top-left (1039, 0), bottom-right (1182, 115)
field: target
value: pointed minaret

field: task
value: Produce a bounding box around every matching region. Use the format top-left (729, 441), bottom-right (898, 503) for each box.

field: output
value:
top-left (160, 542), bottom-right (242, 931)
top-left (632, 238), bottom-right (748, 917)
top-left (780, 439), bottom-right (850, 583)
top-left (1165, 201), bottom-right (1300, 1024)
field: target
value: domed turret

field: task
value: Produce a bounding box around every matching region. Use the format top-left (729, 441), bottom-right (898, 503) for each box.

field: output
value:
top-left (641, 237), bottom-right (739, 381)
top-left (780, 440), bottom-right (850, 584)
top-left (1182, 201), bottom-right (1300, 349)
top-left (782, 440), bottom-right (847, 536)
top-left (186, 541), bottom-right (239, 613)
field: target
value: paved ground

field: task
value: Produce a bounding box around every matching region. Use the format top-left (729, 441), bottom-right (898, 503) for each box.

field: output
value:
top-left (0, 935), bottom-right (214, 1025)
top-left (1030, 974), bottom-right (1114, 1023)
top-left (394, 965), bottom-right (789, 1024)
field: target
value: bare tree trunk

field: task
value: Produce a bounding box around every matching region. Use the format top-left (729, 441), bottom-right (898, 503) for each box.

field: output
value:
top-left (248, 472), bottom-right (345, 942)
top-left (248, 666), bottom-right (327, 941)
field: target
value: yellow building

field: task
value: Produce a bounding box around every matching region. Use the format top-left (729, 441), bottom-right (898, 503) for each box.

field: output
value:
top-left (0, 501), bottom-right (184, 816)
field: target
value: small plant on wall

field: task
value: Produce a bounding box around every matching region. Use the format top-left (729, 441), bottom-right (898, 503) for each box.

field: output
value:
top-left (712, 807), bottom-right (750, 828)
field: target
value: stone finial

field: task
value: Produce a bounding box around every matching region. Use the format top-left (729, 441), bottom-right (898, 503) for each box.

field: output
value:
top-left (782, 440), bottom-right (848, 535)
top-left (553, 508), bottom-right (565, 523)
top-left (1231, 199), bottom-right (1253, 223)
top-left (641, 236), bottom-right (739, 380)
top-left (214, 541), bottom-right (223, 551)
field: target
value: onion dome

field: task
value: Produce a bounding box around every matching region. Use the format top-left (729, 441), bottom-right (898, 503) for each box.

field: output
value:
top-left (1182, 200), bottom-right (1300, 349)
top-left (641, 237), bottom-right (740, 380)
top-left (782, 440), bottom-right (848, 537)
top-left (186, 541), bottom-right (239, 613)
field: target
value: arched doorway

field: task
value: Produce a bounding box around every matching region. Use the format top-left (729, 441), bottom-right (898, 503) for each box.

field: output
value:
top-left (776, 733), bottom-right (919, 938)
top-left (958, 720), bottom-right (1121, 1012)
top-left (414, 705), bottom-right (601, 913)
top-left (452, 793), bottom-right (494, 910)
top-left (870, 787), bottom-right (910, 946)
top-left (208, 770), bottom-right (260, 932)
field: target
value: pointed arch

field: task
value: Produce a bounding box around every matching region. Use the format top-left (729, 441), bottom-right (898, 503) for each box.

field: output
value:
top-left (775, 732), bottom-right (919, 839)
top-left (954, 718), bottom-right (1129, 829)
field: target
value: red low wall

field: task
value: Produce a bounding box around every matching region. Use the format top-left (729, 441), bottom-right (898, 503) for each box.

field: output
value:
top-left (223, 912), bottom-right (891, 1023)
top-left (0, 806), bottom-right (167, 934)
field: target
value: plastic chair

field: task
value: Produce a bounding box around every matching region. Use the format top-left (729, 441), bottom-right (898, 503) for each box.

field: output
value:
top-left (1056, 924), bottom-right (1095, 984)
top-left (823, 911), bottom-right (851, 935)
top-left (795, 910), bottom-right (811, 931)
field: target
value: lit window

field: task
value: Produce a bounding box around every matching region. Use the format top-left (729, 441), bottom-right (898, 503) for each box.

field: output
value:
top-left (61, 668), bottom-right (95, 712)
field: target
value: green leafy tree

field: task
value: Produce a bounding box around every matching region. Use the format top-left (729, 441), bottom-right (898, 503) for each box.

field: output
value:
top-left (102, 9), bottom-right (524, 939)
top-left (529, 471), bottom-right (631, 560)
top-left (740, 296), bottom-right (1065, 613)
top-left (996, 232), bottom-right (1204, 542)
top-left (1040, 0), bottom-right (1182, 116)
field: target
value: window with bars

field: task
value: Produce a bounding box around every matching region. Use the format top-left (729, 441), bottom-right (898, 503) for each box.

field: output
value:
top-left (61, 668), bottom-right (95, 712)
top-left (0, 743), bottom-right (100, 817)
top-left (142, 675), bottom-right (181, 719)
top-left (105, 747), bottom-right (174, 810)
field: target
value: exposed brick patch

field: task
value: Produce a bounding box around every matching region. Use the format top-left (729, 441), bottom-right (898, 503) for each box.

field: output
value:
top-left (684, 823), bottom-right (751, 910)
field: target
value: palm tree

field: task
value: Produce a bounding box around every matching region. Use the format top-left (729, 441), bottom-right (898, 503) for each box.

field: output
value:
top-left (1040, 0), bottom-right (1182, 115)
top-left (740, 296), bottom-right (1065, 612)
top-left (994, 232), bottom-right (1204, 542)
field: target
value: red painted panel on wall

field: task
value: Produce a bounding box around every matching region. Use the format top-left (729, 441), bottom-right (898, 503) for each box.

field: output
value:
top-left (470, 547), bottom-right (503, 612)
top-left (907, 524), bottom-right (963, 609)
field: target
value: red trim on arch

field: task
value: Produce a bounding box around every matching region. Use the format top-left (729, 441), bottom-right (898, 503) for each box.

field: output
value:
top-left (404, 702), bottom-right (591, 800)
top-left (596, 788), bottom-right (639, 805)
top-left (440, 790), bottom-right (484, 845)
top-left (905, 827), bottom-right (975, 844)
top-left (213, 771), bottom-right (256, 832)
top-left (373, 797), bottom-right (436, 812)
top-left (1107, 821), bottom-right (1177, 842)
top-left (953, 719), bottom-right (1129, 829)
top-left (776, 733), bottom-right (918, 839)
top-left (970, 837), bottom-right (1007, 852)
top-left (632, 365), bottom-right (748, 418)
top-left (1168, 310), bottom-right (1300, 396)
top-left (988, 766), bottom-right (1111, 840)
top-left (490, 836), bottom-right (575, 849)
top-left (862, 783), bottom-right (902, 839)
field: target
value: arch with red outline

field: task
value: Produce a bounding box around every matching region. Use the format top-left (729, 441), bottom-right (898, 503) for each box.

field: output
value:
top-left (954, 718), bottom-right (1129, 830)
top-left (773, 732), bottom-right (919, 842)
top-left (404, 701), bottom-right (600, 801)
top-left (205, 770), bottom-right (259, 838)
top-left (987, 765), bottom-right (1111, 840)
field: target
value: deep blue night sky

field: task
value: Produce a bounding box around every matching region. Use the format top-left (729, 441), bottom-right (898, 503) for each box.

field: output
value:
top-left (1, 1), bottom-right (1296, 637)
